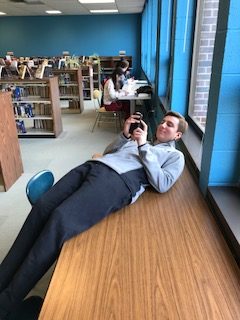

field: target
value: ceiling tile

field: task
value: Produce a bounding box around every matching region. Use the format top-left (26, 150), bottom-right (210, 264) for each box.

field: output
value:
top-left (0, 0), bottom-right (145, 16)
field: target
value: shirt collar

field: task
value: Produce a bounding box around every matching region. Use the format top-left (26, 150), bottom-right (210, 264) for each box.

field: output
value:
top-left (153, 139), bottom-right (176, 148)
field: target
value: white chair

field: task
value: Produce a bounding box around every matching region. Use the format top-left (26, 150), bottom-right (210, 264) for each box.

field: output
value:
top-left (91, 89), bottom-right (123, 132)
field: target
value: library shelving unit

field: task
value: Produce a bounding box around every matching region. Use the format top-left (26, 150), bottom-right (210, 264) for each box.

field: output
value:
top-left (0, 91), bottom-right (23, 191)
top-left (92, 61), bottom-right (101, 91)
top-left (0, 76), bottom-right (63, 138)
top-left (52, 68), bottom-right (84, 113)
top-left (100, 56), bottom-right (133, 77)
top-left (81, 65), bottom-right (94, 100)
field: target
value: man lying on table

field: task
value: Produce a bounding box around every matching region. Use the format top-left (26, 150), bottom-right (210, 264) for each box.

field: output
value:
top-left (0, 111), bottom-right (188, 319)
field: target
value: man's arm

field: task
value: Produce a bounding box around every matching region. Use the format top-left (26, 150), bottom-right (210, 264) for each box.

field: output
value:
top-left (138, 144), bottom-right (185, 193)
top-left (103, 132), bottom-right (130, 155)
top-left (103, 115), bottom-right (141, 155)
top-left (131, 119), bottom-right (185, 193)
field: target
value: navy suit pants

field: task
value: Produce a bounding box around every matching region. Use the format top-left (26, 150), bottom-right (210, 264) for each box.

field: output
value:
top-left (0, 161), bottom-right (132, 317)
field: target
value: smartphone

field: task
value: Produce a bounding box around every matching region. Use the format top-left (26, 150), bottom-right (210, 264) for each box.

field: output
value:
top-left (129, 112), bottom-right (144, 134)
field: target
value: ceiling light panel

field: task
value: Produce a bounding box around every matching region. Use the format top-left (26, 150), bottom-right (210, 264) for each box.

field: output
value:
top-left (46, 10), bottom-right (62, 14)
top-left (0, 0), bottom-right (145, 16)
top-left (46, 0), bottom-right (89, 15)
top-left (90, 9), bottom-right (118, 13)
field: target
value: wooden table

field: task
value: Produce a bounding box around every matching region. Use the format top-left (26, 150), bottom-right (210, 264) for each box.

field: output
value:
top-left (39, 167), bottom-right (240, 320)
top-left (119, 80), bottom-right (151, 114)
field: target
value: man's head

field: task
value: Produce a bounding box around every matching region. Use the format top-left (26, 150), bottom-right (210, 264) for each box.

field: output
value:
top-left (155, 111), bottom-right (188, 143)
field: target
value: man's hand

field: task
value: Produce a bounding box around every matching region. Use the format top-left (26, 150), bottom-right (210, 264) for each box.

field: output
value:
top-left (123, 115), bottom-right (148, 145)
top-left (131, 120), bottom-right (148, 146)
top-left (123, 115), bottom-right (134, 138)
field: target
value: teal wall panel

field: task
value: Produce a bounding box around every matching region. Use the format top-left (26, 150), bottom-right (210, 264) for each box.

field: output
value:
top-left (200, 0), bottom-right (240, 191)
top-left (228, 0), bottom-right (240, 30)
top-left (172, 40), bottom-right (192, 80)
top-left (170, 0), bottom-right (196, 116)
top-left (171, 79), bottom-right (189, 115)
top-left (214, 114), bottom-right (240, 150)
top-left (158, 0), bottom-right (173, 97)
top-left (222, 30), bottom-right (240, 74)
top-left (0, 14), bottom-right (141, 74)
top-left (218, 74), bottom-right (240, 112)
top-left (209, 150), bottom-right (240, 186)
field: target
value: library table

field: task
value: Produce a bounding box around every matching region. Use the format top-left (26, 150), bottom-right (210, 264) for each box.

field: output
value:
top-left (39, 167), bottom-right (240, 320)
top-left (119, 80), bottom-right (151, 114)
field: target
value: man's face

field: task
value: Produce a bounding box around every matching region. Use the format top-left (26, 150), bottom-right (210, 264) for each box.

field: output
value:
top-left (155, 115), bottom-right (182, 142)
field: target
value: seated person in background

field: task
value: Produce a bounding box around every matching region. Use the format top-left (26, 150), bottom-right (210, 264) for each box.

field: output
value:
top-left (103, 67), bottom-right (130, 118)
top-left (115, 59), bottom-right (131, 86)
top-left (0, 111), bottom-right (188, 319)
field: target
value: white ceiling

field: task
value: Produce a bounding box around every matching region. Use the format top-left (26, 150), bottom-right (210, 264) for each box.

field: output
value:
top-left (0, 0), bottom-right (146, 16)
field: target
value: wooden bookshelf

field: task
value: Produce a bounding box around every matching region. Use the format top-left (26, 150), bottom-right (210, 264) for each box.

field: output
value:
top-left (92, 60), bottom-right (101, 90)
top-left (52, 68), bottom-right (84, 113)
top-left (0, 77), bottom-right (63, 138)
top-left (0, 91), bottom-right (23, 191)
top-left (81, 65), bottom-right (93, 100)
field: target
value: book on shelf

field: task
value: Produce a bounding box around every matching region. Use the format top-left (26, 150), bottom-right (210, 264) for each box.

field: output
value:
top-left (1, 66), bottom-right (13, 78)
top-left (24, 104), bottom-right (34, 117)
top-left (18, 64), bottom-right (27, 79)
top-left (13, 87), bottom-right (22, 100)
top-left (33, 119), bottom-right (53, 131)
top-left (35, 59), bottom-right (49, 79)
top-left (35, 64), bottom-right (53, 79)
top-left (9, 60), bottom-right (18, 71)
top-left (69, 99), bottom-right (80, 109)
top-left (27, 60), bottom-right (34, 68)
top-left (14, 103), bottom-right (34, 118)
top-left (65, 56), bottom-right (80, 69)
top-left (58, 58), bottom-right (66, 69)
top-left (43, 65), bottom-right (53, 78)
top-left (35, 64), bottom-right (46, 79)
top-left (26, 66), bottom-right (35, 79)
top-left (16, 119), bottom-right (27, 133)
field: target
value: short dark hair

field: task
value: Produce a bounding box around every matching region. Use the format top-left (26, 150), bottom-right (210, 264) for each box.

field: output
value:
top-left (116, 67), bottom-right (125, 75)
top-left (164, 111), bottom-right (188, 134)
top-left (115, 59), bottom-right (129, 69)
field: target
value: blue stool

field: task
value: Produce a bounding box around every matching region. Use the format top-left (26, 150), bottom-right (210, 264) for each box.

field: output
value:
top-left (26, 170), bottom-right (54, 205)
